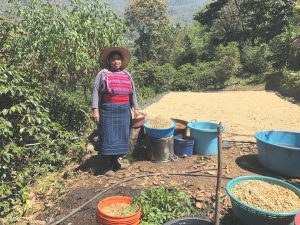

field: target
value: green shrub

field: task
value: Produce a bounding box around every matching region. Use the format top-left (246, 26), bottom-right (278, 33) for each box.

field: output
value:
top-left (173, 63), bottom-right (199, 91)
top-left (0, 65), bottom-right (87, 217)
top-left (134, 186), bottom-right (201, 225)
top-left (196, 61), bottom-right (218, 89)
top-left (281, 69), bottom-right (300, 98)
top-left (133, 62), bottom-right (177, 93)
top-left (268, 33), bottom-right (291, 69)
top-left (137, 87), bottom-right (156, 106)
top-left (288, 37), bottom-right (300, 71)
top-left (46, 88), bottom-right (90, 134)
top-left (0, 65), bottom-right (52, 147)
top-left (240, 43), bottom-right (272, 76)
top-left (214, 42), bottom-right (241, 87)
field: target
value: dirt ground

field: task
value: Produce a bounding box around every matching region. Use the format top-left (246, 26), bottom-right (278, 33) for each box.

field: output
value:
top-left (33, 91), bottom-right (300, 225)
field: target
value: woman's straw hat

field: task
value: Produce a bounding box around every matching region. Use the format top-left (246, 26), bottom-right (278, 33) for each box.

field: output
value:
top-left (99, 47), bottom-right (131, 70)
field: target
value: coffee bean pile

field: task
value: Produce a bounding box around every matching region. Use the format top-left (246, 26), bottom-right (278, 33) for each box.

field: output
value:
top-left (231, 180), bottom-right (300, 213)
top-left (146, 115), bottom-right (174, 128)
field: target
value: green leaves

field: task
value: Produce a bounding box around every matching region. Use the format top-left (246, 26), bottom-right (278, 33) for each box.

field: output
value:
top-left (125, 0), bottom-right (170, 62)
top-left (3, 0), bottom-right (126, 90)
top-left (134, 186), bottom-right (201, 224)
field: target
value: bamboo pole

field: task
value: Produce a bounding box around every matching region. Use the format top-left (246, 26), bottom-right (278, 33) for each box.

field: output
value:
top-left (214, 122), bottom-right (223, 225)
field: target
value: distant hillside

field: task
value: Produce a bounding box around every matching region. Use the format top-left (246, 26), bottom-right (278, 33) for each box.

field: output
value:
top-left (0, 0), bottom-right (209, 25)
top-left (168, 0), bottom-right (208, 25)
top-left (105, 0), bottom-right (209, 25)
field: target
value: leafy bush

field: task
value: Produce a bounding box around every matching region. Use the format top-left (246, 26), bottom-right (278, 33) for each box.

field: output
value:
top-left (134, 186), bottom-right (201, 225)
top-left (173, 63), bottom-right (199, 91)
top-left (46, 88), bottom-right (90, 133)
top-left (288, 37), bottom-right (300, 71)
top-left (4, 0), bottom-right (125, 90)
top-left (196, 61), bottom-right (219, 89)
top-left (240, 43), bottom-right (272, 76)
top-left (0, 65), bottom-right (87, 217)
top-left (280, 69), bottom-right (300, 98)
top-left (268, 33), bottom-right (291, 69)
top-left (210, 42), bottom-right (242, 88)
top-left (136, 87), bottom-right (156, 106)
top-left (133, 62), bottom-right (177, 93)
top-left (0, 65), bottom-right (52, 147)
top-left (175, 24), bottom-right (215, 67)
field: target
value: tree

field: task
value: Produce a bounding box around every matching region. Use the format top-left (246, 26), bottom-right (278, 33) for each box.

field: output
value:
top-left (175, 23), bottom-right (216, 67)
top-left (125, 0), bottom-right (170, 62)
top-left (1, 0), bottom-right (126, 97)
top-left (194, 0), bottom-right (295, 45)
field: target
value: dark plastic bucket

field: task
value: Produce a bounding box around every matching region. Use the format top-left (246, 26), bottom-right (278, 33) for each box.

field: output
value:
top-left (163, 217), bottom-right (212, 225)
top-left (174, 136), bottom-right (194, 157)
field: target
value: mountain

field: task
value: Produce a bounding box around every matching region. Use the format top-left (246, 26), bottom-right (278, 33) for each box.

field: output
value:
top-left (0, 0), bottom-right (209, 25)
top-left (105, 0), bottom-right (209, 25)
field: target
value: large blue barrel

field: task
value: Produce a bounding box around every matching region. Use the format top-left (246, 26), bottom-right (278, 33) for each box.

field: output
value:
top-left (187, 122), bottom-right (223, 155)
top-left (254, 130), bottom-right (300, 177)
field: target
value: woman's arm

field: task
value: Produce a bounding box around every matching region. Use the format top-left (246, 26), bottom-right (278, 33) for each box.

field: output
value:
top-left (126, 71), bottom-right (140, 117)
top-left (92, 71), bottom-right (104, 123)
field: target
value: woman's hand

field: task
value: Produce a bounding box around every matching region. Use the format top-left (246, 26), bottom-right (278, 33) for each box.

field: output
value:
top-left (134, 109), bottom-right (140, 119)
top-left (93, 108), bottom-right (100, 123)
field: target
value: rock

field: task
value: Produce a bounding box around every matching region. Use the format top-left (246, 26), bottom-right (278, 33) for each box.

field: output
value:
top-left (196, 202), bottom-right (203, 209)
top-left (86, 143), bottom-right (95, 152)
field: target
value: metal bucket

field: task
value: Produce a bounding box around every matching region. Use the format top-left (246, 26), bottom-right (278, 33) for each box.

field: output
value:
top-left (145, 135), bottom-right (174, 162)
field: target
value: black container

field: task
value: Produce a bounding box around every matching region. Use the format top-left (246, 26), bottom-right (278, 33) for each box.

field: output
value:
top-left (163, 217), bottom-right (212, 225)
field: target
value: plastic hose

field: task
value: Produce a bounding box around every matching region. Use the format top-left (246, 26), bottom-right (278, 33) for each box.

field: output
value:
top-left (48, 172), bottom-right (233, 225)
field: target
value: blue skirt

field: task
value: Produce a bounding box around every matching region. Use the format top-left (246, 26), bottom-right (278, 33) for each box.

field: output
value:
top-left (99, 102), bottom-right (131, 155)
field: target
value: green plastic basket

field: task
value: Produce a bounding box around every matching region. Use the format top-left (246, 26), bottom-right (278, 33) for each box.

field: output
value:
top-left (226, 176), bottom-right (300, 225)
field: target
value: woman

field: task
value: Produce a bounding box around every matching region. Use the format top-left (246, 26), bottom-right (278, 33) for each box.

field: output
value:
top-left (92, 47), bottom-right (140, 172)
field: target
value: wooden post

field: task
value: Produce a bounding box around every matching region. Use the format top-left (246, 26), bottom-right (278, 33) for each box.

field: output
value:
top-left (214, 122), bottom-right (223, 225)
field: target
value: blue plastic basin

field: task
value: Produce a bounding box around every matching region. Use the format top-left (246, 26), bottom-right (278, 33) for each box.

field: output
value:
top-left (254, 130), bottom-right (300, 177)
top-left (187, 122), bottom-right (224, 155)
top-left (144, 120), bottom-right (176, 139)
top-left (226, 175), bottom-right (300, 225)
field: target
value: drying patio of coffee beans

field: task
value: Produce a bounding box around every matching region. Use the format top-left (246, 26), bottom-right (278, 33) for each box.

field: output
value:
top-left (231, 180), bottom-right (300, 213)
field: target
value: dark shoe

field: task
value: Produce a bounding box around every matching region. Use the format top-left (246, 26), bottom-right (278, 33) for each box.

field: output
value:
top-left (112, 159), bottom-right (121, 171)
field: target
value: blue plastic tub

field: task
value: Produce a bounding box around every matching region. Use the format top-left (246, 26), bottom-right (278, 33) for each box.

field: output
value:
top-left (254, 130), bottom-right (300, 177)
top-left (143, 120), bottom-right (176, 139)
top-left (174, 136), bottom-right (194, 157)
top-left (187, 122), bottom-right (224, 155)
top-left (226, 175), bottom-right (300, 225)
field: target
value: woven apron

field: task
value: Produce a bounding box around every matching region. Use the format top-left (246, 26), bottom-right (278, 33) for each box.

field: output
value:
top-left (99, 102), bottom-right (131, 155)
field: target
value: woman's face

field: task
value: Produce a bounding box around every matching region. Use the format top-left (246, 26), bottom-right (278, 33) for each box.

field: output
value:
top-left (109, 53), bottom-right (122, 71)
